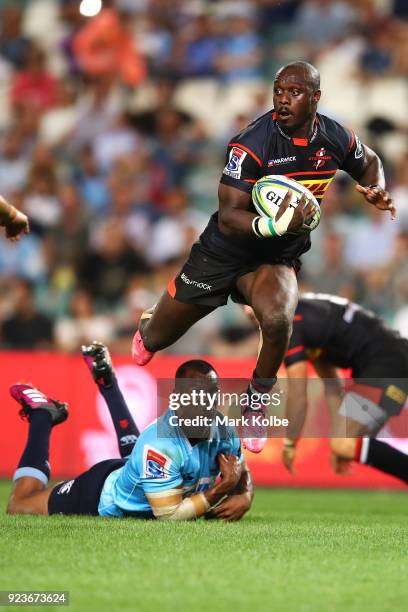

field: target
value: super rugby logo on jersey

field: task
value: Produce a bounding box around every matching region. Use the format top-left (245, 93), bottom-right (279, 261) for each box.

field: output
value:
top-left (309, 148), bottom-right (332, 170)
top-left (224, 146), bottom-right (247, 179)
top-left (144, 446), bottom-right (172, 479)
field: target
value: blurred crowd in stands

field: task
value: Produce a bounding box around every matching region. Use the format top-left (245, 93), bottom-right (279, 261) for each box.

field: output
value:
top-left (0, 0), bottom-right (407, 354)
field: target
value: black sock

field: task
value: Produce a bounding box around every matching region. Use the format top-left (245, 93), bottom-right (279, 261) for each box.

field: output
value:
top-left (243, 371), bottom-right (277, 413)
top-left (99, 379), bottom-right (139, 458)
top-left (14, 410), bottom-right (52, 485)
top-left (248, 370), bottom-right (277, 405)
top-left (364, 439), bottom-right (408, 485)
top-left (250, 369), bottom-right (277, 392)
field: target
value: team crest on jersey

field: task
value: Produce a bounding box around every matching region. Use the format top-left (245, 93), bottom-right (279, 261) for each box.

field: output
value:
top-left (309, 148), bottom-right (332, 170)
top-left (144, 446), bottom-right (172, 479)
top-left (223, 146), bottom-right (247, 179)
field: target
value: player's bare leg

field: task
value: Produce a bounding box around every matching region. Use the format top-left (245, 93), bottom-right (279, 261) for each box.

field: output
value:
top-left (7, 477), bottom-right (52, 515)
top-left (236, 264), bottom-right (298, 452)
top-left (6, 384), bottom-right (68, 515)
top-left (132, 291), bottom-right (215, 365)
top-left (330, 397), bottom-right (408, 483)
top-left (238, 264), bottom-right (298, 378)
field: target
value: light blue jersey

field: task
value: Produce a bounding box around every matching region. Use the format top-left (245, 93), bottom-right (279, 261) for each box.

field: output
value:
top-left (98, 410), bottom-right (242, 518)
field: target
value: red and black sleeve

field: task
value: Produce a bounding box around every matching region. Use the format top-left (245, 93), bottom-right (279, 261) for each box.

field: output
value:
top-left (220, 136), bottom-right (263, 194)
top-left (339, 127), bottom-right (367, 179)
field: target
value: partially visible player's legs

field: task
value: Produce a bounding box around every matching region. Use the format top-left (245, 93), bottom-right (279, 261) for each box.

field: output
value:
top-left (330, 394), bottom-right (408, 484)
top-left (236, 264), bottom-right (298, 452)
top-left (238, 264), bottom-right (298, 381)
top-left (82, 342), bottom-right (139, 459)
top-left (331, 435), bottom-right (408, 484)
top-left (7, 384), bottom-right (68, 515)
top-left (358, 438), bottom-right (408, 484)
top-left (133, 290), bottom-right (215, 365)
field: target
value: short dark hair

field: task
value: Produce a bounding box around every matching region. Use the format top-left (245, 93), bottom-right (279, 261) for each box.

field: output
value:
top-left (175, 359), bottom-right (218, 379)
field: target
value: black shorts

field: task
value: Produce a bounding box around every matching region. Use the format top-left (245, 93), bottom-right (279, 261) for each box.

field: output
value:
top-left (48, 459), bottom-right (125, 516)
top-left (167, 233), bottom-right (300, 308)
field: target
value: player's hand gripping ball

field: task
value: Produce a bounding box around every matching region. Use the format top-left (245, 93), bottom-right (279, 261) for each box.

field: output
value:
top-left (252, 175), bottom-right (321, 235)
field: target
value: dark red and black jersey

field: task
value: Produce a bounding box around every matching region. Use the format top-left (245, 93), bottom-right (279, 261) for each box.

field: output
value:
top-left (284, 293), bottom-right (400, 373)
top-left (220, 110), bottom-right (365, 199)
top-left (200, 110), bottom-right (366, 265)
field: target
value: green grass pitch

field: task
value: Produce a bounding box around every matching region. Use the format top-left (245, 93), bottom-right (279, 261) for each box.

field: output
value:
top-left (1, 482), bottom-right (407, 612)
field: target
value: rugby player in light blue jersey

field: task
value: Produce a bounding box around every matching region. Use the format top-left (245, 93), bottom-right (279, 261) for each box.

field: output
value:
top-left (6, 344), bottom-right (253, 522)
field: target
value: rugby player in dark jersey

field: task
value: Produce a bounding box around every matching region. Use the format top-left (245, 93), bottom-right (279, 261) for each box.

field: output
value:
top-left (280, 293), bottom-right (408, 485)
top-left (132, 61), bottom-right (395, 453)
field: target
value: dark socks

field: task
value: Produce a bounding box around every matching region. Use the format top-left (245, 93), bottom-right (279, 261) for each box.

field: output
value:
top-left (14, 410), bottom-right (52, 485)
top-left (362, 438), bottom-right (408, 485)
top-left (249, 369), bottom-right (277, 395)
top-left (99, 379), bottom-right (139, 458)
top-left (244, 370), bottom-right (277, 412)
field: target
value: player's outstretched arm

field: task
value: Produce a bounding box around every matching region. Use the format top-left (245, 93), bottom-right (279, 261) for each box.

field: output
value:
top-left (313, 361), bottom-right (350, 437)
top-left (313, 360), bottom-right (343, 417)
top-left (0, 195), bottom-right (29, 241)
top-left (354, 145), bottom-right (395, 219)
top-left (311, 361), bottom-right (352, 475)
top-left (282, 361), bottom-right (309, 474)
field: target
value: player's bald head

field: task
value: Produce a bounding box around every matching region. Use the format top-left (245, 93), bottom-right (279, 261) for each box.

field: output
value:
top-left (273, 61), bottom-right (321, 132)
top-left (275, 62), bottom-right (320, 92)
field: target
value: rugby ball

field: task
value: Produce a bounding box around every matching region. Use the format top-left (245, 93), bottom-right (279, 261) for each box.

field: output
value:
top-left (252, 175), bottom-right (321, 233)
